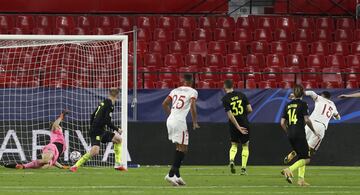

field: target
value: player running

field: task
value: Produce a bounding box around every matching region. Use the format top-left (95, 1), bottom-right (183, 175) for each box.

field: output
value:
top-left (162, 74), bottom-right (199, 186)
top-left (221, 80), bottom-right (252, 175)
top-left (339, 92), bottom-right (360, 98)
top-left (70, 88), bottom-right (126, 172)
top-left (280, 85), bottom-right (319, 186)
top-left (284, 91), bottom-right (340, 163)
top-left (4, 110), bottom-right (69, 169)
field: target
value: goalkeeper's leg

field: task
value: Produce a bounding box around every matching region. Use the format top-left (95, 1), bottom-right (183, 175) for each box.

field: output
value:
top-left (112, 131), bottom-right (126, 171)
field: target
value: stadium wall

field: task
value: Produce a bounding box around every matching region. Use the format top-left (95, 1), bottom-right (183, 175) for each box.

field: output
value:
top-left (129, 122), bottom-right (360, 166)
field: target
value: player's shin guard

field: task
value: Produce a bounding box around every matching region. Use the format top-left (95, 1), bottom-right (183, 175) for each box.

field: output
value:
top-left (229, 143), bottom-right (238, 162)
top-left (169, 150), bottom-right (185, 177)
top-left (74, 153), bottom-right (91, 167)
top-left (114, 143), bottom-right (122, 165)
top-left (241, 144), bottom-right (249, 168)
top-left (298, 165), bottom-right (305, 179)
top-left (289, 159), bottom-right (306, 172)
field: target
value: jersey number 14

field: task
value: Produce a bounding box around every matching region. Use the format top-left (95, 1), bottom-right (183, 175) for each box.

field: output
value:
top-left (287, 109), bottom-right (298, 125)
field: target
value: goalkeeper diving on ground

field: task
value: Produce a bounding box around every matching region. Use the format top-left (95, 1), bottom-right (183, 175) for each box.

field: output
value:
top-left (5, 110), bottom-right (69, 169)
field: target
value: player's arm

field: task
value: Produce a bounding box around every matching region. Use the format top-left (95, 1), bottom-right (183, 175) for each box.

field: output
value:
top-left (304, 90), bottom-right (319, 101)
top-left (104, 102), bottom-right (119, 132)
top-left (227, 111), bottom-right (248, 134)
top-left (162, 96), bottom-right (172, 116)
top-left (51, 109), bottom-right (69, 131)
top-left (280, 118), bottom-right (287, 133)
top-left (339, 92), bottom-right (360, 98)
top-left (304, 115), bottom-right (318, 137)
top-left (246, 104), bottom-right (253, 113)
top-left (190, 98), bottom-right (200, 130)
top-left (54, 161), bottom-right (69, 169)
top-left (333, 107), bottom-right (341, 120)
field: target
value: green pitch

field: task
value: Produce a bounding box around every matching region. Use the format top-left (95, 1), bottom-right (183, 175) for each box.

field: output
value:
top-left (0, 166), bottom-right (359, 195)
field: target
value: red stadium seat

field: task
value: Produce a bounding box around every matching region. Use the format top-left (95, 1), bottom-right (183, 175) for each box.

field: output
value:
top-left (208, 41), bottom-right (227, 55)
top-left (216, 16), bottom-right (235, 30)
top-left (322, 81), bottom-right (342, 89)
top-left (270, 41), bottom-right (289, 55)
top-left (346, 80), bottom-right (359, 89)
top-left (136, 16), bottom-right (156, 30)
top-left (314, 29), bottom-right (333, 42)
top-left (266, 54), bottom-right (286, 67)
top-left (169, 41), bottom-right (187, 54)
top-left (92, 27), bottom-right (111, 35)
top-left (194, 28), bottom-right (213, 41)
top-left (144, 53), bottom-right (163, 67)
top-left (206, 53), bottom-right (224, 67)
top-left (331, 42), bottom-right (350, 55)
top-left (258, 80), bottom-right (277, 88)
top-left (354, 29), bottom-right (360, 41)
top-left (327, 55), bottom-right (346, 68)
top-left (128, 53), bottom-right (143, 66)
top-left (302, 80), bottom-right (319, 89)
top-left (158, 16), bottom-right (177, 30)
top-left (237, 81), bottom-right (245, 88)
top-left (236, 17), bottom-right (255, 29)
top-left (71, 27), bottom-right (89, 35)
top-left (164, 53), bottom-right (184, 67)
top-left (254, 28), bottom-right (273, 41)
top-left (113, 27), bottom-right (126, 35)
top-left (10, 27), bottom-right (30, 34)
top-left (346, 55), bottom-right (360, 68)
top-left (185, 54), bottom-right (204, 67)
top-left (296, 17), bottom-right (315, 29)
top-left (334, 29), bottom-right (353, 42)
top-left (153, 28), bottom-right (172, 41)
top-left (220, 67), bottom-right (242, 81)
top-left (159, 67), bottom-right (179, 82)
top-left (243, 66), bottom-right (261, 81)
top-left (276, 17), bottom-right (295, 31)
top-left (316, 17), bottom-right (334, 30)
top-left (311, 41), bottom-right (330, 55)
top-left (199, 67), bottom-right (220, 81)
top-left (137, 28), bottom-right (152, 41)
top-left (351, 42), bottom-right (360, 54)
top-left (178, 16), bottom-right (197, 29)
top-left (198, 16), bottom-right (216, 29)
top-left (302, 67), bottom-right (321, 82)
top-left (290, 41), bottom-right (309, 55)
top-left (286, 54), bottom-right (305, 68)
top-left (138, 66), bottom-right (158, 81)
top-left (228, 41), bottom-right (248, 54)
top-left (234, 28), bottom-right (252, 42)
top-left (174, 28), bottom-right (192, 42)
top-left (189, 40), bottom-right (207, 56)
top-left (279, 81), bottom-right (294, 89)
top-left (77, 16), bottom-right (94, 30)
top-left (282, 66), bottom-right (301, 83)
top-left (16, 15), bottom-right (34, 29)
top-left (250, 41), bottom-right (269, 54)
top-left (256, 17), bottom-right (275, 29)
top-left (129, 41), bottom-right (148, 55)
top-left (0, 15), bottom-right (14, 31)
top-left (149, 41), bottom-right (168, 55)
top-left (33, 27), bottom-right (51, 35)
top-left (214, 28), bottom-right (232, 41)
top-left (156, 80), bottom-right (176, 89)
top-left (55, 16), bottom-right (75, 29)
top-left (117, 16), bottom-right (134, 31)
top-left (274, 28), bottom-right (292, 42)
top-left (245, 79), bottom-right (257, 89)
top-left (197, 80), bottom-right (217, 89)
top-left (226, 53), bottom-right (245, 68)
top-left (97, 16), bottom-right (115, 28)
top-left (179, 66), bottom-right (198, 74)
top-left (336, 18), bottom-right (354, 29)
top-left (322, 67), bottom-right (342, 83)
top-left (143, 80), bottom-right (156, 89)
top-left (344, 67), bottom-right (360, 81)
top-left (246, 54), bottom-right (265, 68)
top-left (307, 55), bottom-right (326, 68)
top-left (294, 29), bottom-right (313, 42)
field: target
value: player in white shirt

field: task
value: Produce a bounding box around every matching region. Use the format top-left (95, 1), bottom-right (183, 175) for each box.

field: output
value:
top-left (285, 91), bottom-right (341, 164)
top-left (162, 74), bottom-right (199, 186)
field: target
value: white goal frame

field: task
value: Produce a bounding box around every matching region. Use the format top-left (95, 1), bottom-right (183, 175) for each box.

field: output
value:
top-left (0, 34), bottom-right (129, 167)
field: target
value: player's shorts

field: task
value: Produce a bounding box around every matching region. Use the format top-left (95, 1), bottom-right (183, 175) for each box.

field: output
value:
top-left (288, 136), bottom-right (310, 159)
top-left (229, 124), bottom-right (250, 144)
top-left (166, 119), bottom-right (189, 145)
top-left (305, 121), bottom-right (326, 151)
top-left (42, 143), bottom-right (60, 166)
top-left (90, 131), bottom-right (115, 146)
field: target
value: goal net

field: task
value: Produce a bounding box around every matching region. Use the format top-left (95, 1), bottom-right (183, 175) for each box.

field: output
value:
top-left (0, 35), bottom-right (128, 167)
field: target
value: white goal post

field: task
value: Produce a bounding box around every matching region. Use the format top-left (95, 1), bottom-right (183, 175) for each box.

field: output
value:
top-left (0, 34), bottom-right (128, 167)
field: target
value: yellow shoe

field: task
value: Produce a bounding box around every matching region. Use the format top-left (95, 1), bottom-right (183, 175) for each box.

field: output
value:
top-left (281, 168), bottom-right (293, 184)
top-left (297, 179), bottom-right (310, 187)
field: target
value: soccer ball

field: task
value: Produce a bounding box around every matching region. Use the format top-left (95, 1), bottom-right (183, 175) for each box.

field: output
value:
top-left (70, 151), bottom-right (81, 162)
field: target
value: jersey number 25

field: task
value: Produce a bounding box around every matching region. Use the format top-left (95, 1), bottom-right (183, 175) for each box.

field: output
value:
top-left (172, 95), bottom-right (185, 109)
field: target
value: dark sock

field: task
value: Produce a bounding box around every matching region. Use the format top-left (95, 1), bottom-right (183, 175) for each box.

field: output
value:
top-left (168, 150), bottom-right (185, 177)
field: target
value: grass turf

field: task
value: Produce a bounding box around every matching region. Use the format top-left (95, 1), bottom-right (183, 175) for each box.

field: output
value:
top-left (0, 166), bottom-right (359, 195)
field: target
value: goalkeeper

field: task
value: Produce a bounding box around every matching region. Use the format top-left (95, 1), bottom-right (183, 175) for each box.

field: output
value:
top-left (70, 88), bottom-right (126, 172)
top-left (4, 110), bottom-right (69, 169)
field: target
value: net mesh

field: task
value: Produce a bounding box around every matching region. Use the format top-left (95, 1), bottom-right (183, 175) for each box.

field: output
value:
top-left (0, 37), bottom-right (126, 167)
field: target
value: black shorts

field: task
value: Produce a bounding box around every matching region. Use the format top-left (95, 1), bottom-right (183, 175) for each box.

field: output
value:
top-left (229, 124), bottom-right (250, 144)
top-left (90, 131), bottom-right (115, 146)
top-left (288, 136), bottom-right (309, 159)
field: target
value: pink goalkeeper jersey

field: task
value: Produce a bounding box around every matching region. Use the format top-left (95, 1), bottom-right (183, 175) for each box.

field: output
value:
top-left (50, 127), bottom-right (66, 152)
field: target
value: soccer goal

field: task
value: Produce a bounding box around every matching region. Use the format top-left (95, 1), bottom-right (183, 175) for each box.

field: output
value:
top-left (0, 35), bottom-right (128, 167)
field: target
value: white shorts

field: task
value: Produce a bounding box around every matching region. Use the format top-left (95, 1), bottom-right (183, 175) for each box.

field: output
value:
top-left (166, 119), bottom-right (189, 145)
top-left (305, 121), bottom-right (326, 150)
